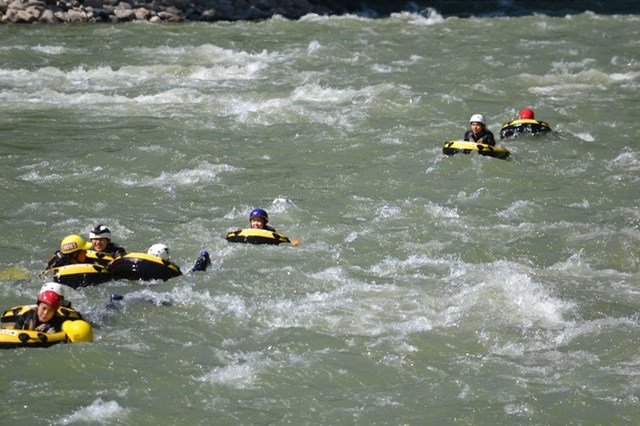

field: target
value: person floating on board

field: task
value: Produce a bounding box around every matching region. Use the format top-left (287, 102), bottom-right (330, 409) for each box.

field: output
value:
top-left (0, 288), bottom-right (92, 345)
top-left (145, 243), bottom-right (183, 272)
top-left (1, 282), bottom-right (81, 326)
top-left (225, 208), bottom-right (299, 246)
top-left (464, 114), bottom-right (496, 146)
top-left (45, 234), bottom-right (93, 271)
top-left (145, 243), bottom-right (210, 274)
top-left (9, 290), bottom-right (66, 333)
top-left (89, 224), bottom-right (126, 257)
top-left (500, 108), bottom-right (551, 139)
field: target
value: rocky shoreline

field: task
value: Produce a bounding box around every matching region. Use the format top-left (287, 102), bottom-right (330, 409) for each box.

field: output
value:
top-left (1, 0), bottom-right (638, 24)
top-left (0, 0), bottom-right (354, 24)
top-left (2, 0), bottom-right (356, 23)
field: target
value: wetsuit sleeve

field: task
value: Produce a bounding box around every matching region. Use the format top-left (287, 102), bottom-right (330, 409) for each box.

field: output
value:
top-left (463, 130), bottom-right (473, 141)
top-left (14, 310), bottom-right (35, 330)
top-left (107, 242), bottom-right (126, 257)
top-left (484, 131), bottom-right (496, 146)
top-left (46, 251), bottom-right (68, 270)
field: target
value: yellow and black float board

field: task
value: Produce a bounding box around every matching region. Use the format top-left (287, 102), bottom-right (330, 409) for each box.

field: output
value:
top-left (85, 251), bottom-right (115, 267)
top-left (500, 119), bottom-right (551, 139)
top-left (225, 229), bottom-right (292, 245)
top-left (443, 140), bottom-right (510, 160)
top-left (0, 327), bottom-right (68, 349)
top-left (53, 263), bottom-right (111, 289)
top-left (109, 252), bottom-right (182, 281)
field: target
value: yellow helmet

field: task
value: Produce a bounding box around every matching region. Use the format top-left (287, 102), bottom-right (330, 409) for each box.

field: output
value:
top-left (62, 320), bottom-right (93, 343)
top-left (60, 234), bottom-right (92, 254)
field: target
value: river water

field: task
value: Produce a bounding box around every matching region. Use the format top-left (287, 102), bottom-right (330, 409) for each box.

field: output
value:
top-left (1, 10), bottom-right (639, 425)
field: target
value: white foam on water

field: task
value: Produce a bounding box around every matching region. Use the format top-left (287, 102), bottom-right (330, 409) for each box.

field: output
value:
top-left (125, 43), bottom-right (280, 67)
top-left (298, 13), bottom-right (370, 23)
top-left (441, 260), bottom-right (572, 330)
top-left (496, 200), bottom-right (537, 219)
top-left (195, 347), bottom-right (305, 390)
top-left (58, 398), bottom-right (130, 424)
top-left (197, 359), bottom-right (261, 388)
top-left (306, 40), bottom-right (322, 54)
top-left (291, 82), bottom-right (358, 104)
top-left (119, 162), bottom-right (237, 188)
top-left (608, 147), bottom-right (640, 172)
top-left (394, 9), bottom-right (446, 26)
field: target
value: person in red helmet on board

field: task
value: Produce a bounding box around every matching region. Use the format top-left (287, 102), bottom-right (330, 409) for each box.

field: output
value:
top-left (500, 108), bottom-right (551, 139)
top-left (9, 290), bottom-right (66, 333)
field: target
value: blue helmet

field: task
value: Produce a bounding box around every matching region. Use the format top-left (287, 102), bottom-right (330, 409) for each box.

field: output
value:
top-left (249, 208), bottom-right (269, 223)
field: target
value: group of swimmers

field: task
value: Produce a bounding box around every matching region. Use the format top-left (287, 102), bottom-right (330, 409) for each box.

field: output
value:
top-left (3, 110), bottom-right (550, 343)
top-left (1, 209), bottom-right (282, 344)
top-left (463, 108), bottom-right (551, 146)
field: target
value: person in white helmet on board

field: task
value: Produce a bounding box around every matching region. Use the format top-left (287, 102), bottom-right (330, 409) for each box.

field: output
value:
top-left (146, 243), bottom-right (211, 274)
top-left (88, 224), bottom-right (126, 257)
top-left (147, 243), bottom-right (172, 262)
top-left (464, 114), bottom-right (496, 146)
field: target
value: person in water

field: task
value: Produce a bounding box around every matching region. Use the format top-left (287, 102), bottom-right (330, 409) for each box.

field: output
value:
top-left (11, 290), bottom-right (66, 333)
top-left (147, 243), bottom-right (172, 262)
top-left (45, 234), bottom-right (93, 270)
top-left (1, 282), bottom-right (81, 325)
top-left (500, 108), bottom-right (551, 139)
top-left (464, 114), bottom-right (496, 146)
top-left (225, 208), bottom-right (299, 246)
top-left (146, 243), bottom-right (211, 273)
top-left (249, 208), bottom-right (277, 232)
top-left (89, 224), bottom-right (126, 257)
top-left (0, 281), bottom-right (82, 323)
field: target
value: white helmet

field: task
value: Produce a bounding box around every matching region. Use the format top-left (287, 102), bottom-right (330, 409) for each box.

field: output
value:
top-left (469, 114), bottom-right (485, 125)
top-left (148, 243), bottom-right (170, 260)
top-left (89, 224), bottom-right (111, 240)
top-left (40, 281), bottom-right (65, 299)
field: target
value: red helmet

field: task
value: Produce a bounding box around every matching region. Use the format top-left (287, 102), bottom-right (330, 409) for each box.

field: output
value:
top-left (38, 290), bottom-right (62, 309)
top-left (519, 109), bottom-right (535, 119)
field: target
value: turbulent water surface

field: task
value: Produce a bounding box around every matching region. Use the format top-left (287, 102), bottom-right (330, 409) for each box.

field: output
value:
top-left (1, 10), bottom-right (639, 425)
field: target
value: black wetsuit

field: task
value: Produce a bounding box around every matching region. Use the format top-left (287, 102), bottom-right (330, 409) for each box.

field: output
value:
top-left (103, 242), bottom-right (126, 257)
top-left (87, 242), bottom-right (127, 266)
top-left (46, 251), bottom-right (77, 270)
top-left (464, 129), bottom-right (496, 146)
